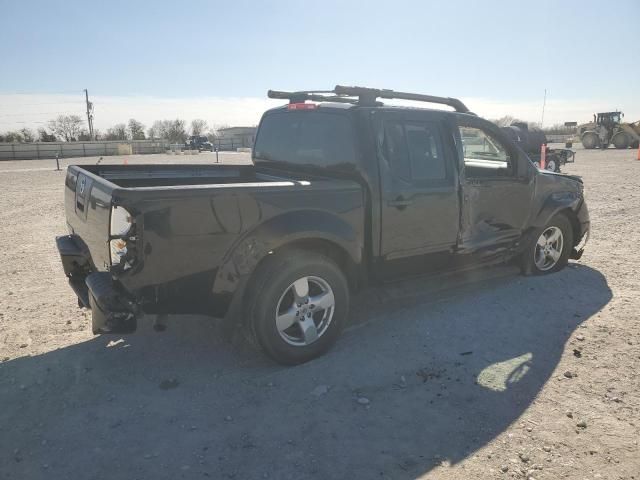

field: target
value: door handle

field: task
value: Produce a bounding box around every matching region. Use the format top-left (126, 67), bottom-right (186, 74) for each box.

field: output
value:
top-left (387, 196), bottom-right (413, 208)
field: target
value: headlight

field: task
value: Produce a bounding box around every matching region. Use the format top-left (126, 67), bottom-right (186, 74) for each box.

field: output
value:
top-left (110, 206), bottom-right (134, 267)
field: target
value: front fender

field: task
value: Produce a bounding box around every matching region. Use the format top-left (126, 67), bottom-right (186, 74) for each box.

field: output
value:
top-left (532, 190), bottom-right (581, 229)
top-left (212, 209), bottom-right (363, 301)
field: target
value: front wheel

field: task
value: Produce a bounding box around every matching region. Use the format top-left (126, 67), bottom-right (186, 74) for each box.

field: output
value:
top-left (245, 250), bottom-right (349, 365)
top-left (613, 133), bottom-right (629, 149)
top-left (521, 214), bottom-right (574, 275)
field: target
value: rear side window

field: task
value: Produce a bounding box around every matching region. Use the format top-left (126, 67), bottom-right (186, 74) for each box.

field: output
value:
top-left (254, 111), bottom-right (356, 168)
top-left (383, 120), bottom-right (448, 183)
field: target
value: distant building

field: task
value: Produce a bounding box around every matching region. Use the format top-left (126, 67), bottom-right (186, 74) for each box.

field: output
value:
top-left (216, 126), bottom-right (257, 148)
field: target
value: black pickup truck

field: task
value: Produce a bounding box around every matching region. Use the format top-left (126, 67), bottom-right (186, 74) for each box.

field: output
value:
top-left (56, 86), bottom-right (590, 364)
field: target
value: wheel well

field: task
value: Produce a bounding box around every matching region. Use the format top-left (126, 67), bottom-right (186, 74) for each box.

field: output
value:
top-left (559, 208), bottom-right (580, 246)
top-left (267, 238), bottom-right (360, 291)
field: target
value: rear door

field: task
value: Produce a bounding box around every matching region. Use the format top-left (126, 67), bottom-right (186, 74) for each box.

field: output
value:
top-left (377, 110), bottom-right (460, 277)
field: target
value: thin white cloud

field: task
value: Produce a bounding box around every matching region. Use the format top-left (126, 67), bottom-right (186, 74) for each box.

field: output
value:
top-left (1, 93), bottom-right (638, 132)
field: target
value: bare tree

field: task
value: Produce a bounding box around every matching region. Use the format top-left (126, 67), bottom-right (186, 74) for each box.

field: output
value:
top-left (167, 119), bottom-right (187, 143)
top-left (19, 128), bottom-right (35, 142)
top-left (213, 124), bottom-right (230, 138)
top-left (147, 120), bottom-right (163, 140)
top-left (104, 123), bottom-right (128, 141)
top-left (78, 130), bottom-right (92, 141)
top-left (491, 115), bottom-right (525, 128)
top-left (148, 120), bottom-right (170, 140)
top-left (128, 119), bottom-right (146, 140)
top-left (190, 119), bottom-right (208, 136)
top-left (47, 115), bottom-right (84, 141)
top-left (1, 131), bottom-right (25, 143)
top-left (37, 128), bottom-right (57, 142)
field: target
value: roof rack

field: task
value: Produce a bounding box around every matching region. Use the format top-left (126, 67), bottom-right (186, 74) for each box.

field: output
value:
top-left (267, 85), bottom-right (470, 113)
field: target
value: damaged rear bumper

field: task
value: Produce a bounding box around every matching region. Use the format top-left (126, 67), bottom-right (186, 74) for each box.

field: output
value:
top-left (56, 235), bottom-right (138, 334)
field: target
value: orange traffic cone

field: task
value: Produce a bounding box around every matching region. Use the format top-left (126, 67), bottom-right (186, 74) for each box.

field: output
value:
top-left (637, 145), bottom-right (640, 161)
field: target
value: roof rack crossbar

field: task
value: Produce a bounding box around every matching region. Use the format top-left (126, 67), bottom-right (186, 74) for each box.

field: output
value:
top-left (268, 90), bottom-right (358, 105)
top-left (334, 85), bottom-right (469, 113)
top-left (267, 86), bottom-right (470, 113)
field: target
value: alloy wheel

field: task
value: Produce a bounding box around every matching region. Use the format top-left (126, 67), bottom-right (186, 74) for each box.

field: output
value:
top-left (534, 226), bottom-right (564, 271)
top-left (275, 276), bottom-right (335, 346)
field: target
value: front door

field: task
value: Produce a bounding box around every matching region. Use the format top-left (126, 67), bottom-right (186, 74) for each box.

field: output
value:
top-left (378, 111), bottom-right (460, 278)
top-left (455, 116), bottom-right (534, 257)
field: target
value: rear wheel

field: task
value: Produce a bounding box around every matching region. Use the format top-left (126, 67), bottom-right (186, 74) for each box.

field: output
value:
top-left (581, 133), bottom-right (598, 149)
top-left (521, 214), bottom-right (573, 275)
top-left (245, 250), bottom-right (349, 365)
top-left (613, 133), bottom-right (629, 149)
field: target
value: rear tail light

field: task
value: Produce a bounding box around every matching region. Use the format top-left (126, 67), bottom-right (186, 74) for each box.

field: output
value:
top-left (110, 206), bottom-right (132, 236)
top-left (110, 206), bottom-right (135, 269)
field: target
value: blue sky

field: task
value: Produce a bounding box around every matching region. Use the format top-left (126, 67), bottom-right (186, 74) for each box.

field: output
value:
top-left (1, 0), bottom-right (639, 130)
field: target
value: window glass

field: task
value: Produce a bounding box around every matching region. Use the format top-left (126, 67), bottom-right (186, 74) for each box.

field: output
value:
top-left (383, 120), bottom-right (411, 180)
top-left (459, 126), bottom-right (510, 164)
top-left (405, 123), bottom-right (446, 180)
top-left (254, 111), bottom-right (355, 168)
top-left (384, 120), bottom-right (447, 182)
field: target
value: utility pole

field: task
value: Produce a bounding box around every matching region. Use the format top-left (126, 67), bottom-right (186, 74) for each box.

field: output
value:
top-left (84, 89), bottom-right (94, 140)
top-left (540, 88), bottom-right (547, 128)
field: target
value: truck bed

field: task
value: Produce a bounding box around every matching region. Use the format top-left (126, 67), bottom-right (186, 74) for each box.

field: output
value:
top-left (63, 163), bottom-right (365, 317)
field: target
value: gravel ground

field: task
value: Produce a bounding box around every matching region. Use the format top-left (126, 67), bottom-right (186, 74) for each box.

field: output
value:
top-left (0, 147), bottom-right (638, 479)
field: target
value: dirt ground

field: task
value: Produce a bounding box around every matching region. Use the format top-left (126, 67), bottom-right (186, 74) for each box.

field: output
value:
top-left (0, 147), bottom-right (638, 480)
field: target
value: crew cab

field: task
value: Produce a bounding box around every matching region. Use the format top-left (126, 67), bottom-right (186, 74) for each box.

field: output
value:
top-left (56, 86), bottom-right (590, 365)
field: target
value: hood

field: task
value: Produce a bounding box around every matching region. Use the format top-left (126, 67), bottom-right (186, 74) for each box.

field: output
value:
top-left (539, 169), bottom-right (583, 184)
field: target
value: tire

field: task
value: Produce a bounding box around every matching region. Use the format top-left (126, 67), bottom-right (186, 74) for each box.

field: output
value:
top-left (581, 133), bottom-right (598, 149)
top-left (521, 213), bottom-right (574, 276)
top-left (245, 249), bottom-right (349, 365)
top-left (545, 158), bottom-right (560, 173)
top-left (613, 133), bottom-right (629, 149)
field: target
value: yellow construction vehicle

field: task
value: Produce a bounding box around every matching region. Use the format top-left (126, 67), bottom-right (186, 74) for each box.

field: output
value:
top-left (577, 111), bottom-right (640, 149)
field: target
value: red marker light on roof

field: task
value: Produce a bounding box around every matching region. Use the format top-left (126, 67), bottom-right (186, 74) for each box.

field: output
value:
top-left (287, 103), bottom-right (318, 110)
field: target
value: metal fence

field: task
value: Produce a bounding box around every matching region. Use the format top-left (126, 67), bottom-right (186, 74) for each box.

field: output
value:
top-left (212, 138), bottom-right (252, 151)
top-left (545, 134), bottom-right (574, 144)
top-left (0, 138), bottom-right (253, 160)
top-left (0, 140), bottom-right (169, 161)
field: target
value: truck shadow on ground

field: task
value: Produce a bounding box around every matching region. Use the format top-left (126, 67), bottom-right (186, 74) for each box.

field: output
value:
top-left (1, 263), bottom-right (611, 479)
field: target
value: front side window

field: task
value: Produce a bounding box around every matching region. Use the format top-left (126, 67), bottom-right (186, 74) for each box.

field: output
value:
top-left (459, 126), bottom-right (512, 176)
top-left (459, 127), bottom-right (510, 162)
